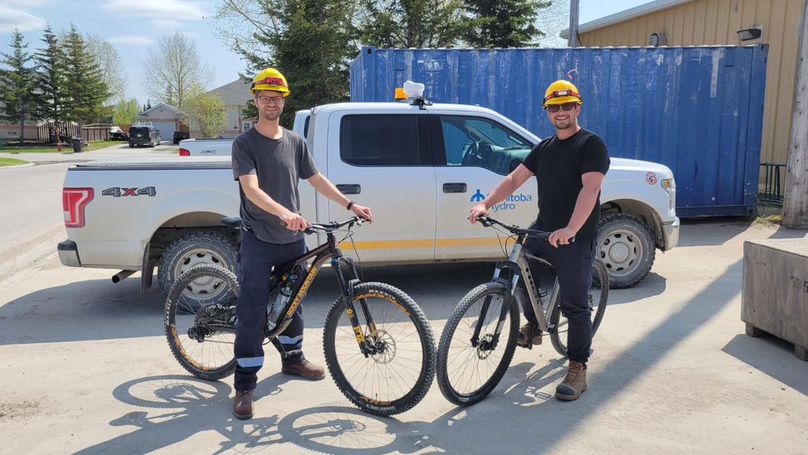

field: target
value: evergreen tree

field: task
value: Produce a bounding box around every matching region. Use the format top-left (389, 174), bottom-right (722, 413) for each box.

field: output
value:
top-left (33, 25), bottom-right (68, 141)
top-left (360, 0), bottom-right (473, 48)
top-left (0, 29), bottom-right (37, 145)
top-left (225, 0), bottom-right (357, 126)
top-left (61, 25), bottom-right (110, 128)
top-left (464, 0), bottom-right (551, 48)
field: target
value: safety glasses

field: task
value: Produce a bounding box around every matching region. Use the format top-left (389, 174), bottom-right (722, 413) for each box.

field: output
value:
top-left (545, 102), bottom-right (578, 113)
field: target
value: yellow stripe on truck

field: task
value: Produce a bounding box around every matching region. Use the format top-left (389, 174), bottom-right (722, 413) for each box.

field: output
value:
top-left (339, 238), bottom-right (503, 250)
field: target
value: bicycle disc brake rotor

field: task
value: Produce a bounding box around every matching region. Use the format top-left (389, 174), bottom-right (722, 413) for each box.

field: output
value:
top-left (366, 329), bottom-right (396, 364)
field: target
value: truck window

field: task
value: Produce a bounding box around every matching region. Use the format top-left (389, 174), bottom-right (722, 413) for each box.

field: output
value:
top-left (339, 115), bottom-right (425, 166)
top-left (439, 116), bottom-right (533, 175)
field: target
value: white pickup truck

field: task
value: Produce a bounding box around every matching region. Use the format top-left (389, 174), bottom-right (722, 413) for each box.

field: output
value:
top-left (59, 101), bottom-right (679, 298)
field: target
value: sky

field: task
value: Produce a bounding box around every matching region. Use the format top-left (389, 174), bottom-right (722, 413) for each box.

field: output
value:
top-left (0, 0), bottom-right (653, 105)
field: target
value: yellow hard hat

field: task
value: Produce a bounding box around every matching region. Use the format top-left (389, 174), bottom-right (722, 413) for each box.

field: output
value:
top-left (251, 67), bottom-right (291, 97)
top-left (543, 80), bottom-right (582, 108)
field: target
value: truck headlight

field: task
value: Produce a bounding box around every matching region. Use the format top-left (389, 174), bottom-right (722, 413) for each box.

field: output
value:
top-left (661, 178), bottom-right (676, 211)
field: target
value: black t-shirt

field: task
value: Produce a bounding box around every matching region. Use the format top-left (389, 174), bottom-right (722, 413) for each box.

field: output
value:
top-left (522, 128), bottom-right (610, 239)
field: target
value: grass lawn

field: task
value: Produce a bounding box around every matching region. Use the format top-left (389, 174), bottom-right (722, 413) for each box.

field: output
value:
top-left (0, 140), bottom-right (124, 154)
top-left (0, 157), bottom-right (28, 166)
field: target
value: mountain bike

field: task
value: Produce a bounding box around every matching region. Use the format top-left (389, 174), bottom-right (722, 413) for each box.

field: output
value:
top-left (164, 216), bottom-right (436, 416)
top-left (436, 215), bottom-right (608, 406)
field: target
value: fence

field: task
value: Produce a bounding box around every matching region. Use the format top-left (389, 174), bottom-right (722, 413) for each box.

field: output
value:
top-left (759, 162), bottom-right (785, 206)
top-left (36, 123), bottom-right (110, 143)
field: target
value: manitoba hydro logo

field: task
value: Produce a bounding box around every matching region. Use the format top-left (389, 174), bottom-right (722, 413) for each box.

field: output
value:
top-left (470, 189), bottom-right (532, 212)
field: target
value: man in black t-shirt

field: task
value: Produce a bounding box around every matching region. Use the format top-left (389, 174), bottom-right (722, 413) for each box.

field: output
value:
top-left (470, 79), bottom-right (610, 401)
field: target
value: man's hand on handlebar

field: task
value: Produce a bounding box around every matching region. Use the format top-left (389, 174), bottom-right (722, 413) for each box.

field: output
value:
top-left (469, 203), bottom-right (489, 224)
top-left (281, 210), bottom-right (310, 231)
top-left (548, 226), bottom-right (576, 248)
top-left (349, 203), bottom-right (374, 222)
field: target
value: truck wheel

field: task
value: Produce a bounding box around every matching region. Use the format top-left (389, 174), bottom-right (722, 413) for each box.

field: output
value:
top-left (158, 232), bottom-right (238, 303)
top-left (597, 213), bottom-right (655, 289)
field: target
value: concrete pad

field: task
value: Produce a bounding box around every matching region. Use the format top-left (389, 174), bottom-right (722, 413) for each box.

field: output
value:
top-left (1, 221), bottom-right (807, 454)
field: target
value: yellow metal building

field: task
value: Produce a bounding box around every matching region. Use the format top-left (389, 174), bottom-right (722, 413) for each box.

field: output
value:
top-left (575, 0), bottom-right (804, 173)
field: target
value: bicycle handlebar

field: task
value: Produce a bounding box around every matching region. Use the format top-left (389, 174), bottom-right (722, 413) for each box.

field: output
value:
top-left (477, 215), bottom-right (552, 240)
top-left (305, 216), bottom-right (364, 235)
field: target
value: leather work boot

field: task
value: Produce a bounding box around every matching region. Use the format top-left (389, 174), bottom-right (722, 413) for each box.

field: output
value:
top-left (233, 389), bottom-right (254, 420)
top-left (516, 322), bottom-right (543, 349)
top-left (555, 360), bottom-right (588, 401)
top-left (282, 359), bottom-right (326, 380)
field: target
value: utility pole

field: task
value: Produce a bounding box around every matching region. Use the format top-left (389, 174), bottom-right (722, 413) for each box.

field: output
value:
top-left (783, 0), bottom-right (808, 228)
top-left (568, 0), bottom-right (580, 47)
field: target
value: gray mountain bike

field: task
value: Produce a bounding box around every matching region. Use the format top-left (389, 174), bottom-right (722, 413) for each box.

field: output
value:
top-left (436, 215), bottom-right (608, 406)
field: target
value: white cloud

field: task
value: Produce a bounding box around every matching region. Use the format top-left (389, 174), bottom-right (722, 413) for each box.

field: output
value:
top-left (108, 35), bottom-right (154, 46)
top-left (0, 6), bottom-right (47, 33)
top-left (102, 0), bottom-right (207, 20)
top-left (151, 19), bottom-right (184, 30)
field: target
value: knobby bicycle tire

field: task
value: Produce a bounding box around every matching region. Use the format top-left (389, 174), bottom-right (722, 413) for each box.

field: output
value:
top-left (549, 259), bottom-right (609, 356)
top-left (165, 264), bottom-right (238, 381)
top-left (322, 282), bottom-right (436, 416)
top-left (436, 282), bottom-right (520, 406)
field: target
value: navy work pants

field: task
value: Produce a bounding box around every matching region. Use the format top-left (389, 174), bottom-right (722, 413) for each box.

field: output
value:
top-left (515, 221), bottom-right (597, 364)
top-left (234, 230), bottom-right (306, 391)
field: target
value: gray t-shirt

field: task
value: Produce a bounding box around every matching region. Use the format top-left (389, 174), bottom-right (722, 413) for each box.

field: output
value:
top-left (231, 127), bottom-right (318, 244)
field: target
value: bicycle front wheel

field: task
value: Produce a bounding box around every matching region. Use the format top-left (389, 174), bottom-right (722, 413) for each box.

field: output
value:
top-left (549, 259), bottom-right (609, 356)
top-left (164, 264), bottom-right (238, 381)
top-left (323, 282), bottom-right (436, 417)
top-left (436, 282), bottom-right (520, 406)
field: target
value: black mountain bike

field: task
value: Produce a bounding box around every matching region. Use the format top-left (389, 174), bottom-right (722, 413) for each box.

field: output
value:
top-left (164, 216), bottom-right (436, 416)
top-left (436, 216), bottom-right (608, 406)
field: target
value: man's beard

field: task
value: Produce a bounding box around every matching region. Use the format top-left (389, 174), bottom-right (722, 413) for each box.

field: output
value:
top-left (260, 109), bottom-right (281, 121)
top-left (553, 118), bottom-right (573, 130)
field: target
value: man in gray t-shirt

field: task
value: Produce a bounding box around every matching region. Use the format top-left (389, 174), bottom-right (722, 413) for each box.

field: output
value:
top-left (231, 68), bottom-right (373, 421)
top-left (231, 127), bottom-right (317, 243)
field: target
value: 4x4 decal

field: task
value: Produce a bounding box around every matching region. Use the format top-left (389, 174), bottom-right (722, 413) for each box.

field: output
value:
top-left (102, 186), bottom-right (157, 197)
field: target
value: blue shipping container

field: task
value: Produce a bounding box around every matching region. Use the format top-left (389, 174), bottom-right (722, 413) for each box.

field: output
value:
top-left (350, 46), bottom-right (768, 218)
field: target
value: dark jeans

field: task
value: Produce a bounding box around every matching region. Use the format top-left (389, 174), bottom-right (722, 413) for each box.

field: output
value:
top-left (515, 221), bottom-right (596, 364)
top-left (234, 230), bottom-right (306, 391)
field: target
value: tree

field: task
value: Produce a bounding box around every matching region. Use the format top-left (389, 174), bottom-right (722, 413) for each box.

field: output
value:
top-left (359, 0), bottom-right (472, 48)
top-left (464, 0), bottom-right (551, 48)
top-left (113, 98), bottom-right (139, 126)
top-left (218, 0), bottom-right (358, 126)
top-left (0, 29), bottom-right (37, 145)
top-left (143, 33), bottom-right (213, 108)
top-left (61, 25), bottom-right (110, 128)
top-left (33, 25), bottom-right (68, 140)
top-left (85, 34), bottom-right (126, 104)
top-left (183, 87), bottom-right (226, 138)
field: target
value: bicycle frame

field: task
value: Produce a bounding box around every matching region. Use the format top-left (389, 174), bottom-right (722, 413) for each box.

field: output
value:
top-left (265, 224), bottom-right (380, 358)
top-left (474, 233), bottom-right (561, 349)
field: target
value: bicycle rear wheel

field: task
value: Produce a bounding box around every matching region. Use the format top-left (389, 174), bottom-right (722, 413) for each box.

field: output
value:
top-left (164, 264), bottom-right (238, 381)
top-left (323, 282), bottom-right (435, 417)
top-left (549, 259), bottom-right (609, 356)
top-left (436, 282), bottom-right (520, 406)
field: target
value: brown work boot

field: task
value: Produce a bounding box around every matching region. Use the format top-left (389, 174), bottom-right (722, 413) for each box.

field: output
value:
top-left (516, 323), bottom-right (543, 349)
top-left (555, 360), bottom-right (588, 401)
top-left (233, 389), bottom-right (254, 420)
top-left (282, 359), bottom-right (325, 380)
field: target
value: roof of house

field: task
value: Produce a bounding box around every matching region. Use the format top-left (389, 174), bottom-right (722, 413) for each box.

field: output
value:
top-left (562, 0), bottom-right (694, 38)
top-left (208, 79), bottom-right (252, 106)
top-left (140, 102), bottom-right (185, 117)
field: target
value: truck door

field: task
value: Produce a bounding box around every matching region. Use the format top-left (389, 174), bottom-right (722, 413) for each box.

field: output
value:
top-left (432, 114), bottom-right (538, 260)
top-left (326, 110), bottom-right (436, 262)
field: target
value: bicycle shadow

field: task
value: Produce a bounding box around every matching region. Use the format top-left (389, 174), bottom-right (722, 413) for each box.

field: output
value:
top-left (75, 374), bottom-right (294, 455)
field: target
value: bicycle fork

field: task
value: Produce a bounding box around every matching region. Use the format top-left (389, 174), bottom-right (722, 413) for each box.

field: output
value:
top-left (333, 257), bottom-right (380, 358)
top-left (471, 243), bottom-right (525, 350)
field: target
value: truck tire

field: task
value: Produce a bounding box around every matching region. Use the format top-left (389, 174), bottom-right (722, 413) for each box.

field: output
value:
top-left (157, 231), bottom-right (238, 302)
top-left (597, 213), bottom-right (655, 289)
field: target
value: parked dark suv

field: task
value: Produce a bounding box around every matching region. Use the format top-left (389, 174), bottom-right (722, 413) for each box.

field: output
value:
top-left (129, 125), bottom-right (161, 148)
